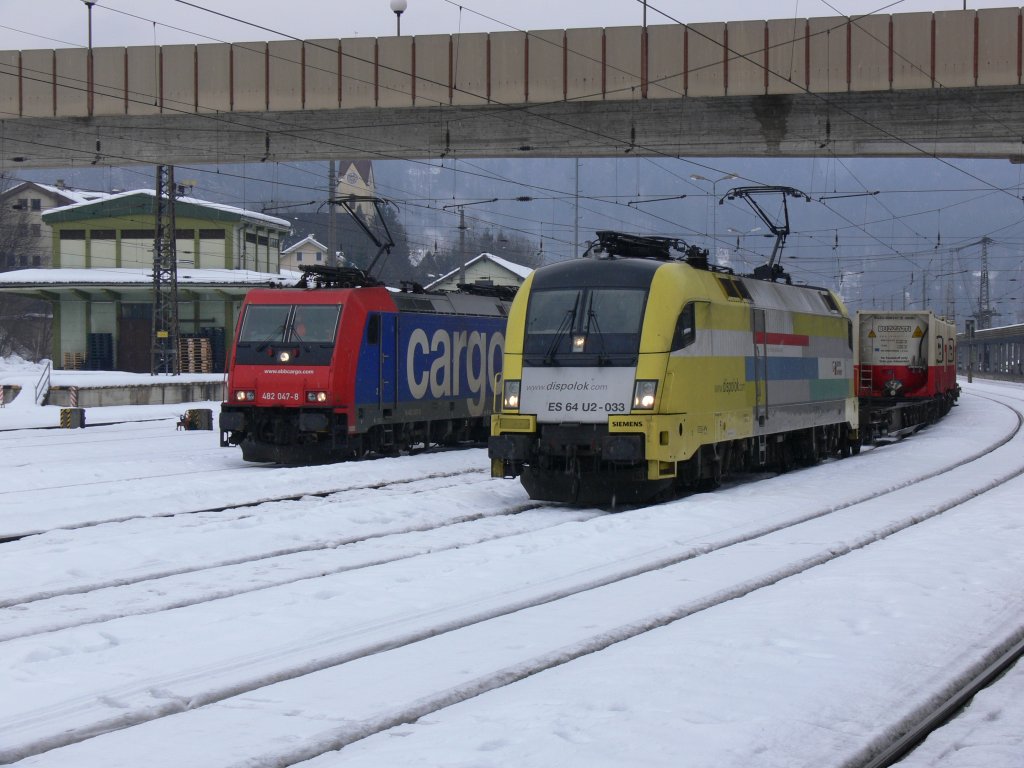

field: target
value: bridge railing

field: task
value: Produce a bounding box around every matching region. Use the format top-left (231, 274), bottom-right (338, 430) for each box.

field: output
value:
top-left (1, 8), bottom-right (1021, 118)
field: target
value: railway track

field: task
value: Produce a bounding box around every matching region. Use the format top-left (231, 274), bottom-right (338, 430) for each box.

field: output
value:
top-left (0, 492), bottom-right (581, 641)
top-left (0, 446), bottom-right (498, 540)
top-left (1, 390), bottom-right (1022, 765)
top-left (0, 465), bottom-right (488, 542)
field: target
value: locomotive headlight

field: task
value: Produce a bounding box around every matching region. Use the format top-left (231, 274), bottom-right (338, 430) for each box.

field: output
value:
top-left (572, 334), bottom-right (586, 352)
top-left (278, 350), bottom-right (291, 363)
top-left (306, 391), bottom-right (328, 403)
top-left (633, 380), bottom-right (658, 410)
top-left (502, 380), bottom-right (521, 411)
top-left (235, 390), bottom-right (255, 402)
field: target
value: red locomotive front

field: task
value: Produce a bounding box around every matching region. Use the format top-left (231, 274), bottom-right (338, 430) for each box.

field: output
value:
top-left (220, 284), bottom-right (395, 462)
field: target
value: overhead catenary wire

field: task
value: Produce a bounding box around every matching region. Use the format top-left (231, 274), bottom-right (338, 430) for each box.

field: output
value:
top-left (2, 1), bottom-right (1023, 293)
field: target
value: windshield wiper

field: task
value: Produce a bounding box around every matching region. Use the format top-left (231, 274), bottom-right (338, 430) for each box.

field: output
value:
top-left (287, 323), bottom-right (314, 350)
top-left (586, 309), bottom-right (612, 366)
top-left (544, 304), bottom-right (578, 365)
top-left (254, 325), bottom-right (286, 352)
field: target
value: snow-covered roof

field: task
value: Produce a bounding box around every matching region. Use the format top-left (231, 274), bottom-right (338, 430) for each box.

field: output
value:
top-left (425, 252), bottom-right (533, 289)
top-left (44, 189), bottom-right (291, 229)
top-left (31, 183), bottom-right (109, 205)
top-left (1, 181), bottom-right (109, 206)
top-left (282, 234), bottom-right (327, 254)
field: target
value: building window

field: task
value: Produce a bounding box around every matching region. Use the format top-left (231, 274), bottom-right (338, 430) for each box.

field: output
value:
top-left (91, 229), bottom-right (116, 240)
top-left (30, 198), bottom-right (41, 211)
top-left (199, 229), bottom-right (225, 239)
top-left (296, 253), bottom-right (303, 262)
top-left (257, 235), bottom-right (268, 246)
top-left (269, 238), bottom-right (279, 248)
top-left (245, 233), bottom-right (258, 244)
top-left (16, 198), bottom-right (27, 210)
top-left (60, 229), bottom-right (86, 240)
top-left (316, 252), bottom-right (322, 262)
top-left (175, 229), bottom-right (195, 240)
top-left (122, 229), bottom-right (155, 239)
top-left (31, 224), bottom-right (41, 237)
top-left (32, 254), bottom-right (41, 266)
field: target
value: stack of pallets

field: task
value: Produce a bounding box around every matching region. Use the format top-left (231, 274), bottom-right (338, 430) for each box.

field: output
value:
top-left (86, 333), bottom-right (114, 370)
top-left (63, 352), bottom-right (86, 370)
top-left (179, 336), bottom-right (213, 373)
top-left (198, 327), bottom-right (227, 372)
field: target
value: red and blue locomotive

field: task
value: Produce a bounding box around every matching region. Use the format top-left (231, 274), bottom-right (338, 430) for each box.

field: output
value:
top-left (219, 266), bottom-right (512, 463)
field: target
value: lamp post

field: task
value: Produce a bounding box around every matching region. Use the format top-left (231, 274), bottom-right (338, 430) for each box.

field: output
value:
top-left (83, 1), bottom-right (95, 115)
top-left (727, 226), bottom-right (761, 269)
top-left (728, 226), bottom-right (761, 248)
top-left (390, 0), bottom-right (407, 36)
top-left (690, 173), bottom-right (738, 251)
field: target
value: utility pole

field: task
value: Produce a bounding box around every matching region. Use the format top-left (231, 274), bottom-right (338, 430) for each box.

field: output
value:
top-left (458, 205), bottom-right (467, 282)
top-left (574, 159), bottom-right (579, 259)
top-left (327, 160), bottom-right (337, 267)
top-left (151, 165), bottom-right (180, 375)
top-left (82, 1), bottom-right (95, 116)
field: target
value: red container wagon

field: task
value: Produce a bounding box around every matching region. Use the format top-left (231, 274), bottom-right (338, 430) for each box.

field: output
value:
top-left (220, 267), bottom-right (512, 463)
top-left (854, 310), bottom-right (959, 438)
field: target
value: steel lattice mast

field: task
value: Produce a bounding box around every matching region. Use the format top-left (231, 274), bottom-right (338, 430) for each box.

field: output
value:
top-left (978, 236), bottom-right (995, 330)
top-left (151, 165), bottom-right (180, 375)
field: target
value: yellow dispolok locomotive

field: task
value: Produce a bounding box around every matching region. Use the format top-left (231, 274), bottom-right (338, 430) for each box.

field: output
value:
top-left (489, 231), bottom-right (859, 505)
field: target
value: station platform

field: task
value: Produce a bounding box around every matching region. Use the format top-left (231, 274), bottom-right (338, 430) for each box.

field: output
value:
top-left (0, 360), bottom-right (224, 429)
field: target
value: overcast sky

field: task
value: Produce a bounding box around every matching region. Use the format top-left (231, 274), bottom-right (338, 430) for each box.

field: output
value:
top-left (0, 1), bottom-right (1016, 51)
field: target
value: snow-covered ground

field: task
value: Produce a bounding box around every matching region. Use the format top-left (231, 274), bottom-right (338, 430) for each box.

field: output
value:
top-left (0, 360), bottom-right (1021, 767)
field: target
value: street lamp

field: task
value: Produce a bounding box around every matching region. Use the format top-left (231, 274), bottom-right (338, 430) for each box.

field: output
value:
top-left (390, 0), bottom-right (407, 36)
top-left (727, 226), bottom-right (761, 247)
top-left (690, 173), bottom-right (738, 243)
top-left (82, 1), bottom-right (95, 115)
top-left (727, 225), bottom-right (762, 263)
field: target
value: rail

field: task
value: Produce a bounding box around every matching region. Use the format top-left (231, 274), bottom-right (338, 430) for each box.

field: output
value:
top-left (862, 632), bottom-right (1024, 768)
top-left (33, 359), bottom-right (51, 405)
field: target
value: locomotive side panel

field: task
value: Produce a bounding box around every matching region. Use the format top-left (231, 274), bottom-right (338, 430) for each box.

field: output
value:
top-left (741, 282), bottom-right (854, 437)
top-left (352, 311), bottom-right (506, 432)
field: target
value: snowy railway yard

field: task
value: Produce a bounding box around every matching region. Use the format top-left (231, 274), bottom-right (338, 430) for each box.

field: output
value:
top-left (0, 379), bottom-right (1022, 767)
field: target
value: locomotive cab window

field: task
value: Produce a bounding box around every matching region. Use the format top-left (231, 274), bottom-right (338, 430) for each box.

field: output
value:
top-left (523, 287), bottom-right (647, 362)
top-left (820, 291), bottom-right (840, 313)
top-left (238, 305), bottom-right (291, 344)
top-left (239, 304), bottom-right (341, 346)
top-left (236, 305), bottom-right (341, 371)
top-left (289, 305), bottom-right (341, 344)
top-left (672, 302), bottom-right (697, 351)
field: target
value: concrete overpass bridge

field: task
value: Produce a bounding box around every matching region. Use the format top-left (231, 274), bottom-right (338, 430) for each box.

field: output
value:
top-left (2, 7), bottom-right (1024, 169)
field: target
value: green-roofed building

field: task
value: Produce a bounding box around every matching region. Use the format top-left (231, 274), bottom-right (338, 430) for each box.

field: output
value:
top-left (0, 189), bottom-right (293, 373)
